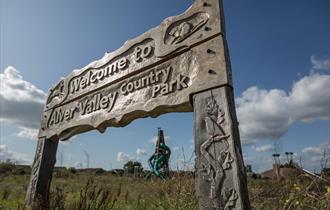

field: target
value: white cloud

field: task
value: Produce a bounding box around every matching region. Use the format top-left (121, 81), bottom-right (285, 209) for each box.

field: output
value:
top-left (117, 152), bottom-right (132, 162)
top-left (118, 149), bottom-right (148, 163)
top-left (16, 127), bottom-right (38, 140)
top-left (311, 55), bottom-right (330, 70)
top-left (236, 87), bottom-right (293, 144)
top-left (301, 142), bottom-right (330, 171)
top-left (243, 155), bottom-right (274, 173)
top-left (0, 66), bottom-right (46, 129)
top-left (302, 146), bottom-right (324, 156)
top-left (150, 135), bottom-right (170, 145)
top-left (244, 143), bottom-right (330, 173)
top-left (236, 72), bottom-right (330, 145)
top-left (136, 148), bottom-right (147, 158)
top-left (289, 73), bottom-right (330, 122)
top-left (255, 144), bottom-right (274, 153)
top-left (0, 144), bottom-right (29, 163)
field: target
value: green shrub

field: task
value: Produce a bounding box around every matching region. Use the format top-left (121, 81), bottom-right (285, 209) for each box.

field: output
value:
top-left (68, 167), bottom-right (77, 174)
top-left (0, 162), bottom-right (16, 173)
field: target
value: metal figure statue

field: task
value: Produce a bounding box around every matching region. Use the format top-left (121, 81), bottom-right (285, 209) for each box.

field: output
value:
top-left (145, 128), bottom-right (171, 180)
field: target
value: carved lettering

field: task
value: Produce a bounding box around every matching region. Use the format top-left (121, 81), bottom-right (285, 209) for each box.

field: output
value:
top-left (176, 74), bottom-right (189, 90)
top-left (133, 45), bottom-right (153, 62)
top-left (120, 66), bottom-right (173, 96)
top-left (68, 43), bottom-right (153, 96)
top-left (70, 77), bottom-right (81, 94)
top-left (78, 92), bottom-right (117, 116)
top-left (47, 92), bottom-right (117, 127)
top-left (152, 73), bottom-right (189, 98)
top-left (48, 108), bottom-right (75, 127)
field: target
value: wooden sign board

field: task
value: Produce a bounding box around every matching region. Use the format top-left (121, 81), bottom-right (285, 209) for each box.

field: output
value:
top-left (40, 0), bottom-right (230, 141)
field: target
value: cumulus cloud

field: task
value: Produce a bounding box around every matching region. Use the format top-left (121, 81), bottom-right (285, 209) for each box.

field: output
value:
top-left (310, 55), bottom-right (330, 70)
top-left (301, 142), bottom-right (330, 171)
top-left (0, 144), bottom-right (29, 163)
top-left (290, 73), bottom-right (330, 122)
top-left (255, 144), bottom-right (274, 153)
top-left (302, 144), bottom-right (328, 156)
top-left (16, 127), bottom-right (38, 140)
top-left (117, 152), bottom-right (132, 162)
top-left (243, 155), bottom-right (273, 173)
top-left (0, 66), bottom-right (46, 129)
top-left (118, 149), bottom-right (148, 162)
top-left (237, 72), bottom-right (330, 145)
top-left (136, 148), bottom-right (147, 159)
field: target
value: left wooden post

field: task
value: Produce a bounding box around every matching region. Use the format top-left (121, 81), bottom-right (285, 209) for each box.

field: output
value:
top-left (25, 136), bottom-right (59, 209)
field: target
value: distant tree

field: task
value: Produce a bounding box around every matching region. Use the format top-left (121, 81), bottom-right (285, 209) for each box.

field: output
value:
top-left (320, 147), bottom-right (330, 170)
top-left (123, 161), bottom-right (142, 174)
top-left (0, 161), bottom-right (16, 173)
top-left (68, 167), bottom-right (77, 174)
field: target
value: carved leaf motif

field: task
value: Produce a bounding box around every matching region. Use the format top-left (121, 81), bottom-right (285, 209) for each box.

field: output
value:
top-left (165, 12), bottom-right (209, 45)
top-left (224, 189), bottom-right (238, 210)
top-left (222, 151), bottom-right (233, 170)
top-left (217, 109), bottom-right (225, 125)
top-left (200, 97), bottom-right (237, 208)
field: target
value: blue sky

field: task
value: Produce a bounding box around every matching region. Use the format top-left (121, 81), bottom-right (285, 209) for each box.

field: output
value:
top-left (0, 0), bottom-right (329, 173)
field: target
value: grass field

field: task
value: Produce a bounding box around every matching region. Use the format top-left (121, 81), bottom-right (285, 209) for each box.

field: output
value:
top-left (0, 168), bottom-right (329, 210)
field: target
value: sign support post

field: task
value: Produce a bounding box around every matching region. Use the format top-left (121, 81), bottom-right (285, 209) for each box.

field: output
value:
top-left (194, 86), bottom-right (250, 209)
top-left (25, 137), bottom-right (58, 209)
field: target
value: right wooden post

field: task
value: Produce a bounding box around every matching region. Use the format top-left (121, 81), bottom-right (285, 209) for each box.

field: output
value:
top-left (193, 86), bottom-right (251, 210)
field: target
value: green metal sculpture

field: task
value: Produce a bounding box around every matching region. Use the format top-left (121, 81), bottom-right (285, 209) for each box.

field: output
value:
top-left (146, 128), bottom-right (171, 180)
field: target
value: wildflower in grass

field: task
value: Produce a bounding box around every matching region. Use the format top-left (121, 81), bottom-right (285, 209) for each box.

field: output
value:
top-left (295, 201), bottom-right (299, 205)
top-left (285, 199), bottom-right (290, 204)
top-left (326, 186), bottom-right (330, 196)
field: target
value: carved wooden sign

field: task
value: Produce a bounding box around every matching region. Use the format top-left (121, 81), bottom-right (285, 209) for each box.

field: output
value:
top-left (26, 1), bottom-right (251, 209)
top-left (39, 0), bottom-right (231, 141)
